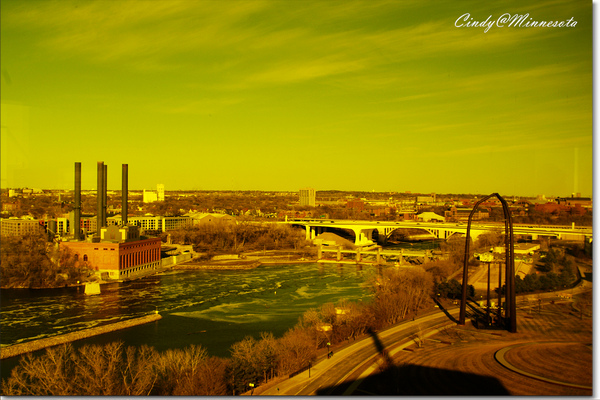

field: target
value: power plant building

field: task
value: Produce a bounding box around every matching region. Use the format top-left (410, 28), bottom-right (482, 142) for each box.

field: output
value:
top-left (60, 161), bottom-right (164, 281)
top-left (61, 226), bottom-right (162, 280)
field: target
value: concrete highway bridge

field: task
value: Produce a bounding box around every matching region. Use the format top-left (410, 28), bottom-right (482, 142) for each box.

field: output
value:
top-left (287, 219), bottom-right (592, 247)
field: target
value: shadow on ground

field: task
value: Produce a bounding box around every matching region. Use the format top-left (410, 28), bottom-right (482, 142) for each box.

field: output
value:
top-left (317, 324), bottom-right (509, 396)
top-left (432, 297), bottom-right (459, 323)
top-left (318, 363), bottom-right (510, 396)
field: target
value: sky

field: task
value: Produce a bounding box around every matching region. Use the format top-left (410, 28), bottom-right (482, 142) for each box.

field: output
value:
top-left (0, 0), bottom-right (593, 197)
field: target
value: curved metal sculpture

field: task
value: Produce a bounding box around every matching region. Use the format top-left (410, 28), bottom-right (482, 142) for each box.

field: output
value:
top-left (458, 193), bottom-right (517, 333)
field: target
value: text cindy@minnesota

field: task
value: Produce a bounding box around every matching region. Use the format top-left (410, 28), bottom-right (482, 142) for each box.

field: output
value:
top-left (455, 13), bottom-right (577, 33)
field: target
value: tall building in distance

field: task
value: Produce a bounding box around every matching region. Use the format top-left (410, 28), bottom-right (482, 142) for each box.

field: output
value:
top-left (299, 188), bottom-right (316, 207)
top-left (157, 184), bottom-right (165, 202)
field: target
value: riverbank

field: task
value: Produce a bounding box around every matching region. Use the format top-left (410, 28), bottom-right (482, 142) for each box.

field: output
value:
top-left (174, 251), bottom-right (317, 270)
top-left (1, 313), bottom-right (162, 360)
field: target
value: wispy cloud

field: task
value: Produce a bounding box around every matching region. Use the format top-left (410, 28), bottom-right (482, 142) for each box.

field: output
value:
top-left (428, 135), bottom-right (590, 158)
top-left (1, 0), bottom-right (566, 83)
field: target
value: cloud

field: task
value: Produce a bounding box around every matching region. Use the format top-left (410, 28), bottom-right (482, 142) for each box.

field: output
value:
top-left (156, 97), bottom-right (244, 115)
top-left (2, 0), bottom-right (565, 82)
top-left (3, 0), bottom-right (271, 69)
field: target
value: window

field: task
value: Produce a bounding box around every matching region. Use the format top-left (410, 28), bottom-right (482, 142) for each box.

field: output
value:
top-left (83, 254), bottom-right (88, 262)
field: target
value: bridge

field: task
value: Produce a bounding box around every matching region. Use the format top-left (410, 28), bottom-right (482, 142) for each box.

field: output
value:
top-left (317, 244), bottom-right (434, 265)
top-left (287, 218), bottom-right (592, 247)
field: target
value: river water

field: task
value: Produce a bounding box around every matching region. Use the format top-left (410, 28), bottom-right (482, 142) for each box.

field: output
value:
top-left (1, 241), bottom-right (442, 381)
top-left (1, 263), bottom-right (376, 368)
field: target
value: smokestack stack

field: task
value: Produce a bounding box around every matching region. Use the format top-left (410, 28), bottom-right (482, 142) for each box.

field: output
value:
top-left (122, 164), bottom-right (128, 225)
top-left (103, 164), bottom-right (108, 228)
top-left (97, 161), bottom-right (104, 235)
top-left (74, 162), bottom-right (81, 240)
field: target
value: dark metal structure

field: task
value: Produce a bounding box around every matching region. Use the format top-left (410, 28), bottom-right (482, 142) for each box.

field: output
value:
top-left (122, 164), bottom-right (128, 225)
top-left (458, 193), bottom-right (517, 333)
top-left (103, 163), bottom-right (108, 229)
top-left (97, 161), bottom-right (104, 235)
top-left (74, 162), bottom-right (82, 240)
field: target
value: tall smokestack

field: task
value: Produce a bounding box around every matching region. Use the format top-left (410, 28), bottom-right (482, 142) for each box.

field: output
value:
top-left (122, 164), bottom-right (128, 225)
top-left (103, 164), bottom-right (108, 228)
top-left (97, 161), bottom-right (104, 235)
top-left (74, 162), bottom-right (81, 240)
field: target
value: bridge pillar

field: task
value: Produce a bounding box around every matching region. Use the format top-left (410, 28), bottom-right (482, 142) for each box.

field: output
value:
top-left (353, 228), bottom-right (376, 246)
top-left (337, 246), bottom-right (342, 261)
top-left (317, 245), bottom-right (323, 260)
top-left (376, 247), bottom-right (381, 264)
top-left (356, 247), bottom-right (362, 262)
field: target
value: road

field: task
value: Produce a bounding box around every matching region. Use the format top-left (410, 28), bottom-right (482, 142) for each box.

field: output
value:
top-left (260, 281), bottom-right (592, 396)
top-left (261, 307), bottom-right (459, 396)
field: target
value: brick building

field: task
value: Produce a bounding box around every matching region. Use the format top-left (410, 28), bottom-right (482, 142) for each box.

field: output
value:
top-left (61, 225), bottom-right (161, 280)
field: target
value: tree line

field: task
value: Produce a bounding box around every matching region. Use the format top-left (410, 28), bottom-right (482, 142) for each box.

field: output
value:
top-left (2, 266), bottom-right (434, 396)
top-left (168, 222), bottom-right (312, 257)
top-left (1, 232), bottom-right (93, 289)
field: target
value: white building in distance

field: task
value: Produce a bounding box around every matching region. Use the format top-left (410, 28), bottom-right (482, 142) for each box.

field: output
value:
top-left (157, 184), bottom-right (165, 201)
top-left (143, 184), bottom-right (165, 203)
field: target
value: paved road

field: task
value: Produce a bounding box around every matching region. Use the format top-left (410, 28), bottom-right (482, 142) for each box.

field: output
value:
top-left (261, 307), bottom-right (459, 396)
top-left (260, 279), bottom-right (591, 396)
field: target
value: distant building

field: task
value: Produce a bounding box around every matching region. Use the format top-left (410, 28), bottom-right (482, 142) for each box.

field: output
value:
top-left (299, 188), bottom-right (316, 207)
top-left (106, 215), bottom-right (194, 233)
top-left (445, 206), bottom-right (489, 221)
top-left (157, 184), bottom-right (165, 202)
top-left (185, 212), bottom-right (236, 225)
top-left (2, 202), bottom-right (18, 212)
top-left (143, 189), bottom-right (158, 203)
top-left (417, 194), bottom-right (436, 204)
top-left (1, 217), bottom-right (42, 236)
top-left (417, 212), bottom-right (445, 222)
top-left (346, 198), bottom-right (364, 212)
top-left (142, 184), bottom-right (165, 203)
top-left (556, 196), bottom-right (592, 208)
top-left (40, 217), bottom-right (70, 236)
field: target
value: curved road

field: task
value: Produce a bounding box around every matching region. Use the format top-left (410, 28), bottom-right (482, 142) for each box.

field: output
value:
top-left (261, 282), bottom-right (591, 396)
top-left (261, 307), bottom-right (459, 396)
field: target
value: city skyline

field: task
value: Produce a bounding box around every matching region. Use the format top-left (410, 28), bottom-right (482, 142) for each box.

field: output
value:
top-left (1, 0), bottom-right (593, 197)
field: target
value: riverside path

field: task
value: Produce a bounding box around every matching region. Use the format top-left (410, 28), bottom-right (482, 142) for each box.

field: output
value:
top-left (260, 307), bottom-right (460, 396)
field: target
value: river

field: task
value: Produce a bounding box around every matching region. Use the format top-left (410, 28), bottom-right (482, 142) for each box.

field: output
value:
top-left (1, 262), bottom-right (379, 379)
top-left (1, 240), bottom-right (443, 381)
